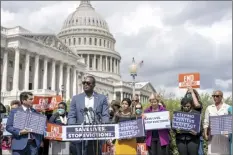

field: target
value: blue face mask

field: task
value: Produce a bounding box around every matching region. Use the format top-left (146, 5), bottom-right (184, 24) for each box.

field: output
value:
top-left (186, 93), bottom-right (192, 100)
top-left (135, 109), bottom-right (142, 115)
top-left (57, 108), bottom-right (65, 115)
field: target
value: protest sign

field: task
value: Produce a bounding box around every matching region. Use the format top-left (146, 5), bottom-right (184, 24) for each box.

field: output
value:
top-left (45, 119), bottom-right (145, 141)
top-left (179, 72), bottom-right (200, 88)
top-left (1, 118), bottom-right (12, 136)
top-left (137, 143), bottom-right (148, 155)
top-left (45, 123), bottom-right (63, 141)
top-left (13, 111), bottom-right (46, 135)
top-left (64, 124), bottom-right (117, 141)
top-left (118, 118), bottom-right (145, 139)
top-left (144, 111), bottom-right (171, 130)
top-left (172, 111), bottom-right (201, 132)
top-left (33, 95), bottom-right (62, 112)
top-left (210, 115), bottom-right (232, 135)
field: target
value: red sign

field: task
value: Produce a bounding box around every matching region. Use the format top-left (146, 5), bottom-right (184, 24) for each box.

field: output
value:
top-left (178, 72), bottom-right (200, 89)
top-left (45, 123), bottom-right (63, 141)
top-left (137, 143), bottom-right (148, 155)
top-left (33, 96), bottom-right (62, 112)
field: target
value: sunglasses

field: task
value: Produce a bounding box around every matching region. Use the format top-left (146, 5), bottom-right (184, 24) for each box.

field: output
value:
top-left (132, 100), bottom-right (139, 102)
top-left (212, 95), bottom-right (221, 98)
top-left (82, 81), bottom-right (91, 85)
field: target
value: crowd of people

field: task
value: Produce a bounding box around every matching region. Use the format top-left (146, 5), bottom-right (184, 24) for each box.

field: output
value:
top-left (0, 75), bottom-right (232, 155)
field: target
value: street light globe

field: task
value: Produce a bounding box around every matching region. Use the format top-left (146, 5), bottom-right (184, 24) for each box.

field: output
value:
top-left (129, 63), bottom-right (137, 75)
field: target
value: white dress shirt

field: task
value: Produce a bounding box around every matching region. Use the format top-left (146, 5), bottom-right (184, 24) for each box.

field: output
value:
top-left (84, 94), bottom-right (94, 124)
top-left (204, 103), bottom-right (230, 155)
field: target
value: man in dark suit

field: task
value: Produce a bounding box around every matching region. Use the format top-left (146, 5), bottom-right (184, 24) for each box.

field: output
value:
top-left (68, 75), bottom-right (110, 155)
top-left (6, 92), bottom-right (43, 155)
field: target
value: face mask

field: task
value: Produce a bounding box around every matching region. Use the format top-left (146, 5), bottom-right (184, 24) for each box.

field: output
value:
top-left (135, 109), bottom-right (142, 115)
top-left (183, 107), bottom-right (190, 112)
top-left (57, 108), bottom-right (65, 115)
top-left (186, 93), bottom-right (192, 100)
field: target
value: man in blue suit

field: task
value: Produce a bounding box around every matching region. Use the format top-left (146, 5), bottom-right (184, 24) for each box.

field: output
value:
top-left (68, 75), bottom-right (110, 155)
top-left (6, 92), bottom-right (43, 155)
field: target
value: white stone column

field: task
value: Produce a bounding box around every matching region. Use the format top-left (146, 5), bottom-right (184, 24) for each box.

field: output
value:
top-left (34, 55), bottom-right (39, 90)
top-left (110, 57), bottom-right (112, 73)
top-left (13, 48), bottom-right (20, 91)
top-left (93, 55), bottom-right (96, 70)
top-left (66, 65), bottom-right (71, 99)
top-left (105, 56), bottom-right (108, 72)
top-left (43, 57), bottom-right (48, 89)
top-left (100, 55), bottom-right (103, 71)
top-left (51, 60), bottom-right (56, 91)
top-left (24, 52), bottom-right (30, 90)
top-left (59, 62), bottom-right (64, 91)
top-left (1, 49), bottom-right (8, 91)
top-left (118, 60), bottom-right (121, 74)
top-left (87, 54), bottom-right (90, 70)
top-left (113, 59), bottom-right (115, 73)
top-left (113, 92), bottom-right (116, 100)
top-left (121, 92), bottom-right (123, 101)
top-left (72, 67), bottom-right (77, 96)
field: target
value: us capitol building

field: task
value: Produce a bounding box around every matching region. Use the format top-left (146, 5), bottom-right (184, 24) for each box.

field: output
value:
top-left (0, 1), bottom-right (156, 105)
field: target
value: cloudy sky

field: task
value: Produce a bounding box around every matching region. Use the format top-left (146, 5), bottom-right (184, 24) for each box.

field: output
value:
top-left (1, 1), bottom-right (232, 97)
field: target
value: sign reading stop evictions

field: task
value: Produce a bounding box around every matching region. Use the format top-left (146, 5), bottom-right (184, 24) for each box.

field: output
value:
top-left (178, 72), bottom-right (200, 89)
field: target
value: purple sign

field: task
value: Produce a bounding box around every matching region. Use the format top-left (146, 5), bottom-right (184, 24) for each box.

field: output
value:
top-left (118, 118), bottom-right (145, 139)
top-left (210, 115), bottom-right (232, 135)
top-left (172, 111), bottom-right (201, 133)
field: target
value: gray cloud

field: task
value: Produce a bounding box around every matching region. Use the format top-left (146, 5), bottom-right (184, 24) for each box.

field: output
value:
top-left (163, 1), bottom-right (232, 26)
top-left (117, 25), bottom-right (232, 91)
top-left (1, 1), bottom-right (232, 93)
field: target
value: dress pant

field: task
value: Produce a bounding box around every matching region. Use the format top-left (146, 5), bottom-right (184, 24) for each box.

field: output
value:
top-left (75, 140), bottom-right (103, 155)
top-left (176, 138), bottom-right (200, 155)
top-left (148, 138), bottom-right (170, 155)
top-left (12, 140), bottom-right (39, 155)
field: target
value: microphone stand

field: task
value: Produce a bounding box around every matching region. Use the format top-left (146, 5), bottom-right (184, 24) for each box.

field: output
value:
top-left (80, 109), bottom-right (86, 155)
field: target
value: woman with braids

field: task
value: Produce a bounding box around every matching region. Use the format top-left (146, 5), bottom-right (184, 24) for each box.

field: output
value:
top-left (184, 87), bottom-right (204, 155)
top-left (114, 98), bottom-right (137, 155)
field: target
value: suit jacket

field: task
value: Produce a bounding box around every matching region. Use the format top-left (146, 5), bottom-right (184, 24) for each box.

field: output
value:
top-left (6, 106), bottom-right (43, 150)
top-left (68, 92), bottom-right (110, 125)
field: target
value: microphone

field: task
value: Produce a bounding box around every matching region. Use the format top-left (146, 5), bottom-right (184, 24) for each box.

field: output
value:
top-left (88, 107), bottom-right (100, 124)
top-left (83, 107), bottom-right (91, 124)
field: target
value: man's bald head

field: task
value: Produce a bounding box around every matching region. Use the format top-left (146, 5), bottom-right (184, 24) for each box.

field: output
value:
top-left (212, 90), bottom-right (223, 104)
top-left (213, 90), bottom-right (223, 96)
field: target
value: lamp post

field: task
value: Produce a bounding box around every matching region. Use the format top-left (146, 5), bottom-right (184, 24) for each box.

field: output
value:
top-left (129, 57), bottom-right (138, 97)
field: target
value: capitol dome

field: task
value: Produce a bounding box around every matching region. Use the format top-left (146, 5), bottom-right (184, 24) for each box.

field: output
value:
top-left (58, 1), bottom-right (121, 80)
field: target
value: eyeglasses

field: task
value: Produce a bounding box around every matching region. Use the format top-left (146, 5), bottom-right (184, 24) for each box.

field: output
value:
top-left (132, 100), bottom-right (139, 102)
top-left (82, 81), bottom-right (91, 85)
top-left (212, 95), bottom-right (221, 98)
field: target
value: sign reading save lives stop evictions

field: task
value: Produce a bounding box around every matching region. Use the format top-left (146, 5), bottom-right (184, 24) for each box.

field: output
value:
top-left (178, 72), bottom-right (200, 89)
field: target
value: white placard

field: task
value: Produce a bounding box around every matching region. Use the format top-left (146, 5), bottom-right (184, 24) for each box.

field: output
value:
top-left (144, 111), bottom-right (171, 130)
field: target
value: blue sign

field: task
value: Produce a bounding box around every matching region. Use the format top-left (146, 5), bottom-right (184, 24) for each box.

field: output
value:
top-left (65, 124), bottom-right (116, 140)
top-left (172, 111), bottom-right (201, 133)
top-left (118, 118), bottom-right (145, 139)
top-left (210, 115), bottom-right (232, 135)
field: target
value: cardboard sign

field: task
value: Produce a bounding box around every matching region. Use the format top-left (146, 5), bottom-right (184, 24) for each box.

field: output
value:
top-left (45, 123), bottom-right (63, 141)
top-left (33, 96), bottom-right (62, 112)
top-left (144, 111), bottom-right (171, 130)
top-left (178, 72), bottom-right (200, 88)
top-left (172, 111), bottom-right (201, 133)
